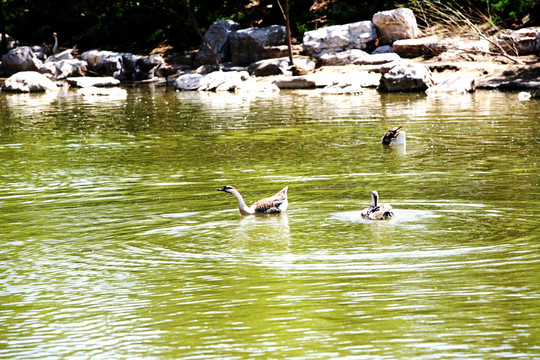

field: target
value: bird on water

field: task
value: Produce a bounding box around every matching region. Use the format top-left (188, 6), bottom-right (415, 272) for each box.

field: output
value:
top-left (217, 185), bottom-right (289, 215)
top-left (360, 190), bottom-right (395, 220)
top-left (381, 126), bottom-right (406, 146)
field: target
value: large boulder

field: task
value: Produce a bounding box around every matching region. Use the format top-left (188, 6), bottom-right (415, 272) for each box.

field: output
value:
top-left (303, 21), bottom-right (377, 58)
top-left (2, 71), bottom-right (59, 92)
top-left (1, 46), bottom-right (43, 75)
top-left (230, 25), bottom-right (286, 65)
top-left (378, 61), bottom-right (435, 92)
top-left (195, 19), bottom-right (240, 66)
top-left (372, 8), bottom-right (421, 45)
top-left (39, 59), bottom-right (87, 79)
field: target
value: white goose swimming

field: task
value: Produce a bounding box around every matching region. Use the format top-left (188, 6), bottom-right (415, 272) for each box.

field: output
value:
top-left (361, 190), bottom-right (395, 220)
top-left (381, 126), bottom-right (406, 146)
top-left (218, 185), bottom-right (289, 215)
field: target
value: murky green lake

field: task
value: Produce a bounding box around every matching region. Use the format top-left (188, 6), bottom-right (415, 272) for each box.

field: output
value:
top-left (1, 86), bottom-right (539, 359)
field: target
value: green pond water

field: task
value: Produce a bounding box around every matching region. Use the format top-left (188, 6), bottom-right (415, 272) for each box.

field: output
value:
top-left (0, 87), bottom-right (539, 359)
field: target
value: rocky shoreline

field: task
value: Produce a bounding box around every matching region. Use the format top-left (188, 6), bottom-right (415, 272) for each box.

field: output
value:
top-left (0, 8), bottom-right (538, 96)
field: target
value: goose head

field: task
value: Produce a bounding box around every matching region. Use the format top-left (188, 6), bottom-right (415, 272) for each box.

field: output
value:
top-left (217, 185), bottom-right (236, 195)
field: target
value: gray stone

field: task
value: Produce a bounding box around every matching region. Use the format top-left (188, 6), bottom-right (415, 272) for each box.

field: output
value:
top-left (39, 59), bottom-right (87, 79)
top-left (372, 8), bottom-right (421, 45)
top-left (372, 45), bottom-right (394, 54)
top-left (175, 73), bottom-right (205, 91)
top-left (378, 61), bottom-right (435, 92)
top-left (1, 46), bottom-right (43, 75)
top-left (303, 21), bottom-right (377, 57)
top-left (195, 19), bottom-right (240, 66)
top-left (2, 71), bottom-right (59, 92)
top-left (230, 25), bottom-right (286, 65)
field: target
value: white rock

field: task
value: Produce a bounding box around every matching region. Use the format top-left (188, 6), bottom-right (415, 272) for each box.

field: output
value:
top-left (198, 71), bottom-right (250, 91)
top-left (353, 53), bottom-right (401, 65)
top-left (2, 71), bottom-right (59, 92)
top-left (303, 21), bottom-right (377, 57)
top-left (372, 8), bottom-right (420, 45)
top-left (66, 76), bottom-right (120, 88)
top-left (427, 75), bottom-right (476, 94)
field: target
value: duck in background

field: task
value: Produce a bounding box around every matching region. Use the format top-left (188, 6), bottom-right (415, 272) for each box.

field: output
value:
top-left (218, 185), bottom-right (289, 215)
top-left (381, 126), bottom-right (406, 146)
top-left (361, 190), bottom-right (395, 220)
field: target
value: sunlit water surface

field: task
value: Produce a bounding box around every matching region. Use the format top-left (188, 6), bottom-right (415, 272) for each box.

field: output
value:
top-left (1, 87), bottom-right (539, 359)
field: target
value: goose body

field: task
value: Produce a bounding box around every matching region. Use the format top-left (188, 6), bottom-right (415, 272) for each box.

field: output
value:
top-left (361, 190), bottom-right (395, 220)
top-left (381, 126), bottom-right (406, 146)
top-left (218, 185), bottom-right (288, 215)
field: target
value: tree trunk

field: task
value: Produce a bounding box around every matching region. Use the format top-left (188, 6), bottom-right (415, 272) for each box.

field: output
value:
top-left (285, 0), bottom-right (294, 66)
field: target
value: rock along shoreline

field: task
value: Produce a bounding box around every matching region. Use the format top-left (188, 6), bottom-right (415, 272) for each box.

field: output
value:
top-left (1, 8), bottom-right (539, 95)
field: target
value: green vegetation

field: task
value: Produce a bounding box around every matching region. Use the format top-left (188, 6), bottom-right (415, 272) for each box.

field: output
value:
top-left (0, 0), bottom-right (536, 54)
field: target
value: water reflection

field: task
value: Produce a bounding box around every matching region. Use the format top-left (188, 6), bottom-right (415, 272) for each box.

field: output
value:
top-left (229, 213), bottom-right (290, 251)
